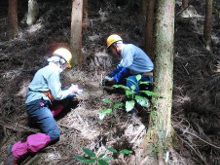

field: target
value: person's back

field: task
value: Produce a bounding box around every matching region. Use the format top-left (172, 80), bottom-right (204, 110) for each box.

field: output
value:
top-left (120, 44), bottom-right (154, 74)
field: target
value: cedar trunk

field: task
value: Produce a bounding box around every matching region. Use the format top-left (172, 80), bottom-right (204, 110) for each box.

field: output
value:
top-left (8, 0), bottom-right (19, 39)
top-left (182, 0), bottom-right (188, 8)
top-left (203, 0), bottom-right (213, 51)
top-left (144, 0), bottom-right (155, 60)
top-left (82, 0), bottom-right (89, 29)
top-left (70, 0), bottom-right (83, 66)
top-left (139, 0), bottom-right (175, 164)
top-left (26, 0), bottom-right (39, 26)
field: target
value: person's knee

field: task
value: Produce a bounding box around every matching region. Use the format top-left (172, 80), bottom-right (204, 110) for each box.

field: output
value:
top-left (48, 128), bottom-right (60, 142)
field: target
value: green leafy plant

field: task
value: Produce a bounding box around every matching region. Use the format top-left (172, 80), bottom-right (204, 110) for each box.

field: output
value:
top-left (98, 99), bottom-right (124, 120)
top-left (75, 147), bottom-right (133, 165)
top-left (112, 74), bottom-right (157, 112)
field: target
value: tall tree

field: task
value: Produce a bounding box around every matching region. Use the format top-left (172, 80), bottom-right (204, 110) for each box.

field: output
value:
top-left (139, 0), bottom-right (175, 164)
top-left (8, 0), bottom-right (19, 39)
top-left (70, 0), bottom-right (83, 66)
top-left (144, 0), bottom-right (155, 60)
top-left (176, 0), bottom-right (189, 16)
top-left (82, 0), bottom-right (89, 29)
top-left (26, 0), bottom-right (39, 26)
top-left (203, 0), bottom-right (213, 51)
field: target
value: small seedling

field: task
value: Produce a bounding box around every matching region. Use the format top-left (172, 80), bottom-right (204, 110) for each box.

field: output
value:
top-left (98, 99), bottom-right (123, 120)
top-left (75, 147), bottom-right (133, 165)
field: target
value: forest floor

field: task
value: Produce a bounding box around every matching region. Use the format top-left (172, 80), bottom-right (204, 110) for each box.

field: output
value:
top-left (0, 0), bottom-right (220, 165)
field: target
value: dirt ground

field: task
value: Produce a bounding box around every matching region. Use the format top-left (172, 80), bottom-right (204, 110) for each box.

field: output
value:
top-left (0, 0), bottom-right (220, 165)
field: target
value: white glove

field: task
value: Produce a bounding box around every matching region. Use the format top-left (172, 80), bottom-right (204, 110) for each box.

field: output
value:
top-left (68, 84), bottom-right (83, 95)
top-left (105, 76), bottom-right (114, 81)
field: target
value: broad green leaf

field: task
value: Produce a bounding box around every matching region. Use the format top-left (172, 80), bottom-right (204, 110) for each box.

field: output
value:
top-left (139, 90), bottom-right (157, 96)
top-left (135, 95), bottom-right (149, 108)
top-left (119, 149), bottom-right (133, 154)
top-left (112, 84), bottom-right (130, 90)
top-left (125, 100), bottom-right (135, 112)
top-left (125, 90), bottom-right (135, 98)
top-left (103, 99), bottom-right (112, 104)
top-left (106, 148), bottom-right (118, 153)
top-left (139, 81), bottom-right (150, 85)
top-left (83, 148), bottom-right (96, 157)
top-left (102, 157), bottom-right (113, 161)
top-left (74, 156), bottom-right (96, 163)
top-left (98, 109), bottom-right (112, 114)
top-left (113, 103), bottom-right (124, 109)
top-left (98, 159), bottom-right (109, 165)
top-left (136, 74), bottom-right (142, 81)
top-left (98, 154), bottom-right (105, 159)
top-left (131, 85), bottom-right (136, 91)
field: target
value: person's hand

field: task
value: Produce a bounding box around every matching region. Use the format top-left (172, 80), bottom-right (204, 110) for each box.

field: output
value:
top-left (105, 76), bottom-right (114, 81)
top-left (102, 76), bottom-right (115, 86)
top-left (68, 84), bottom-right (83, 95)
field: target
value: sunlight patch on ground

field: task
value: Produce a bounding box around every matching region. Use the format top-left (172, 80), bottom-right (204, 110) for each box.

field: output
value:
top-left (27, 23), bottom-right (43, 33)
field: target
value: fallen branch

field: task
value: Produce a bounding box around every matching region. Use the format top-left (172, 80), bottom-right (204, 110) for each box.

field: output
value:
top-left (0, 120), bottom-right (38, 133)
top-left (59, 124), bottom-right (82, 132)
top-left (185, 131), bottom-right (220, 150)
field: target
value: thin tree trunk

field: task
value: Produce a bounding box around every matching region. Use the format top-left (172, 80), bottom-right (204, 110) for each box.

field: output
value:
top-left (145, 0), bottom-right (155, 60)
top-left (141, 0), bottom-right (147, 17)
top-left (8, 0), bottom-right (19, 39)
top-left (182, 0), bottom-right (188, 8)
top-left (70, 0), bottom-right (83, 66)
top-left (82, 0), bottom-right (89, 29)
top-left (26, 0), bottom-right (39, 26)
top-left (139, 0), bottom-right (175, 164)
top-left (203, 0), bottom-right (213, 51)
top-left (176, 0), bottom-right (189, 16)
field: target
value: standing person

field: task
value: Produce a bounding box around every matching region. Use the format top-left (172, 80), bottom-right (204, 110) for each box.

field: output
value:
top-left (6, 48), bottom-right (82, 165)
top-left (104, 34), bottom-right (154, 93)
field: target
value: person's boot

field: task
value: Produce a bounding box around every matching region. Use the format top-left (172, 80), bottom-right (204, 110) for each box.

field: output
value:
top-left (6, 144), bottom-right (18, 165)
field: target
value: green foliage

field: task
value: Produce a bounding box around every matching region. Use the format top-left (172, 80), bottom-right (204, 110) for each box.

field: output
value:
top-left (99, 75), bottom-right (157, 118)
top-left (113, 74), bottom-right (157, 112)
top-left (75, 147), bottom-right (132, 165)
top-left (98, 99), bottom-right (123, 120)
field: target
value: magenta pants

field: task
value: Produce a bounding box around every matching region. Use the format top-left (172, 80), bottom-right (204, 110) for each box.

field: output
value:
top-left (12, 99), bottom-right (65, 158)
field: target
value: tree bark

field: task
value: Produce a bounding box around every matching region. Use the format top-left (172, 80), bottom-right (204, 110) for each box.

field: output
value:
top-left (70, 0), bottom-right (83, 66)
top-left (8, 0), bottom-right (19, 39)
top-left (182, 0), bottom-right (188, 8)
top-left (82, 0), bottom-right (89, 29)
top-left (203, 0), bottom-right (213, 51)
top-left (144, 0), bottom-right (155, 60)
top-left (176, 0), bottom-right (189, 16)
top-left (141, 0), bottom-right (147, 17)
top-left (139, 0), bottom-right (175, 164)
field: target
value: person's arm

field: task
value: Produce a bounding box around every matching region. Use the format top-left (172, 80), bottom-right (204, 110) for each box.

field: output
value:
top-left (47, 73), bottom-right (72, 100)
top-left (112, 67), bottom-right (130, 83)
top-left (108, 64), bottom-right (122, 77)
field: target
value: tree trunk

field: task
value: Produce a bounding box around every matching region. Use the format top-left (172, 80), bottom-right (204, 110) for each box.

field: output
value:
top-left (26, 0), bottom-right (39, 26)
top-left (144, 0), bottom-right (155, 61)
top-left (8, 0), bottom-right (19, 39)
top-left (176, 0), bottom-right (189, 16)
top-left (141, 0), bottom-right (147, 17)
top-left (182, 0), bottom-right (188, 8)
top-left (203, 0), bottom-right (213, 51)
top-left (82, 0), bottom-right (89, 29)
top-left (70, 0), bottom-right (83, 66)
top-left (139, 0), bottom-right (175, 164)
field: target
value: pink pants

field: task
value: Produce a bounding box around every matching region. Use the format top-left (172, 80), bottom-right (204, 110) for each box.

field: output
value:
top-left (12, 133), bottom-right (50, 158)
top-left (12, 104), bottom-right (64, 158)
